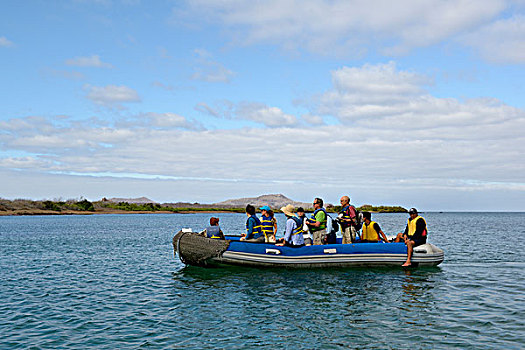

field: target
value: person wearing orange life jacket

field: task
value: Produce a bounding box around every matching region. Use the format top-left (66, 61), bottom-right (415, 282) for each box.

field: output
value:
top-left (394, 208), bottom-right (428, 267)
top-left (360, 212), bottom-right (389, 243)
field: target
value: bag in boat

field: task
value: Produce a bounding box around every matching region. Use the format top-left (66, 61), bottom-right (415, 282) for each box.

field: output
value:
top-left (354, 209), bottom-right (363, 231)
top-left (324, 214), bottom-right (339, 244)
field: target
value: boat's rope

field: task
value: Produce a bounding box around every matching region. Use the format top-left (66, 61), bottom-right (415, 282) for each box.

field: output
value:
top-left (175, 231), bottom-right (188, 265)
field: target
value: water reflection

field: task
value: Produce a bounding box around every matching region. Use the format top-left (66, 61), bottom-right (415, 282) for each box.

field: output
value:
top-left (171, 265), bottom-right (443, 308)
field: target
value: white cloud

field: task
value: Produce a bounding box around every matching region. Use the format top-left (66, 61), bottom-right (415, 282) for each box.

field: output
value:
top-left (459, 15), bottom-right (525, 64)
top-left (195, 102), bottom-right (222, 118)
top-left (194, 100), bottom-right (298, 127)
top-left (331, 62), bottom-right (431, 96)
top-left (1, 62), bottom-right (524, 209)
top-left (65, 55), bottom-right (113, 68)
top-left (144, 112), bottom-right (205, 131)
top-left (0, 157), bottom-right (49, 170)
top-left (317, 62), bottom-right (525, 136)
top-left (301, 114), bottom-right (325, 125)
top-left (1, 100), bottom-right (523, 189)
top-left (177, 0), bottom-right (508, 57)
top-left (0, 36), bottom-right (13, 47)
top-left (236, 103), bottom-right (298, 127)
top-left (84, 84), bottom-right (141, 108)
top-left (191, 49), bottom-right (235, 83)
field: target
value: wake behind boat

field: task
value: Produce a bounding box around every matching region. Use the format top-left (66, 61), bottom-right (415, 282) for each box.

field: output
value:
top-left (172, 229), bottom-right (444, 268)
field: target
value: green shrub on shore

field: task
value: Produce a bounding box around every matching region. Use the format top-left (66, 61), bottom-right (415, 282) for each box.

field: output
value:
top-left (97, 201), bottom-right (245, 213)
top-left (0, 198), bottom-right (406, 215)
top-left (100, 201), bottom-right (164, 212)
top-left (0, 198), bottom-right (96, 212)
top-left (42, 199), bottom-right (96, 212)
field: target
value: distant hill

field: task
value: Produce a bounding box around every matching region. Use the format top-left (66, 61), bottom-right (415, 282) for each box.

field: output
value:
top-left (105, 197), bottom-right (156, 204)
top-left (214, 194), bottom-right (312, 210)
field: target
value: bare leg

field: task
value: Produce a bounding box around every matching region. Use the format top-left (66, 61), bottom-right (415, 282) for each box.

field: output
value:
top-left (394, 232), bottom-right (404, 243)
top-left (402, 240), bottom-right (414, 266)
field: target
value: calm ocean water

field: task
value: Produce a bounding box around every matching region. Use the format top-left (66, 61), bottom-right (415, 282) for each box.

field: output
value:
top-left (1, 212), bottom-right (524, 349)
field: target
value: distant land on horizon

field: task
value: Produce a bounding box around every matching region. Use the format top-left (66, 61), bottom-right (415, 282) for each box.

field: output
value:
top-left (108, 194), bottom-right (315, 209)
top-left (0, 194), bottom-right (408, 215)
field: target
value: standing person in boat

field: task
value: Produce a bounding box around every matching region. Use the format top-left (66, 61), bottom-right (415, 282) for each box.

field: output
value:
top-left (306, 198), bottom-right (328, 245)
top-left (394, 208), bottom-right (428, 267)
top-left (296, 207), bottom-right (312, 246)
top-left (241, 204), bottom-right (265, 243)
top-left (360, 212), bottom-right (389, 243)
top-left (259, 205), bottom-right (277, 243)
top-left (338, 196), bottom-right (358, 243)
top-left (203, 217), bottom-right (225, 239)
top-left (276, 204), bottom-right (305, 247)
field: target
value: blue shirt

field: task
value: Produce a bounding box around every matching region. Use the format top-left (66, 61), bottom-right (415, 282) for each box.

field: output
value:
top-left (246, 215), bottom-right (263, 239)
top-left (284, 217), bottom-right (305, 246)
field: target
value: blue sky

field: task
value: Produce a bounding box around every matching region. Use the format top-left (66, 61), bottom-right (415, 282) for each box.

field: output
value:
top-left (1, 0), bottom-right (524, 211)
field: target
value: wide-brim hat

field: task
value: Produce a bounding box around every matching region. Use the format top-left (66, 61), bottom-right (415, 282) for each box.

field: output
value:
top-left (280, 204), bottom-right (295, 217)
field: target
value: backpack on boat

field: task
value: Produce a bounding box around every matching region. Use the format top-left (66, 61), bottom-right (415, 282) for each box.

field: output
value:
top-left (324, 214), bottom-right (339, 244)
top-left (354, 209), bottom-right (363, 231)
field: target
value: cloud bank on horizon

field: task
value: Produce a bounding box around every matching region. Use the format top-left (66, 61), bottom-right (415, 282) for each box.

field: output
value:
top-left (0, 0), bottom-right (524, 211)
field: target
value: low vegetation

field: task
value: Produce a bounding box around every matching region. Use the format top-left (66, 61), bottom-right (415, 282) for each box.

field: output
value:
top-left (0, 198), bottom-right (95, 213)
top-left (357, 205), bottom-right (407, 213)
top-left (0, 198), bottom-right (406, 215)
top-left (0, 198), bottom-right (247, 215)
top-left (98, 201), bottom-right (245, 213)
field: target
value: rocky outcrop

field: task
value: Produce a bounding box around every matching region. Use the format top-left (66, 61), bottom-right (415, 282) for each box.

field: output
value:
top-left (214, 194), bottom-right (313, 210)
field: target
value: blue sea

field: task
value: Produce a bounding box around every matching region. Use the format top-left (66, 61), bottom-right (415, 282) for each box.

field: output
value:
top-left (1, 212), bottom-right (524, 349)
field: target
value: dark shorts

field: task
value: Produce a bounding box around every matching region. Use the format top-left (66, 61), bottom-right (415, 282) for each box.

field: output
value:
top-left (410, 237), bottom-right (427, 247)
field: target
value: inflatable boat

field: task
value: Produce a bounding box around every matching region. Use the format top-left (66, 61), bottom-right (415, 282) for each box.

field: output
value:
top-left (173, 229), bottom-right (444, 268)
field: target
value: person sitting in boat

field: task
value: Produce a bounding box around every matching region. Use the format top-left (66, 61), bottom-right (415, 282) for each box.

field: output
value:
top-left (360, 212), bottom-right (389, 243)
top-left (203, 217), bottom-right (225, 239)
top-left (306, 198), bottom-right (328, 245)
top-left (296, 207), bottom-right (312, 246)
top-left (338, 195), bottom-right (358, 244)
top-left (394, 208), bottom-right (428, 267)
top-left (268, 209), bottom-right (277, 242)
top-left (241, 204), bottom-right (265, 243)
top-left (259, 205), bottom-right (277, 243)
top-left (276, 204), bottom-right (305, 247)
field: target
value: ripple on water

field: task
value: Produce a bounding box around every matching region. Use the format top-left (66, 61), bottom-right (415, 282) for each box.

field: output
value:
top-left (1, 213), bottom-right (524, 349)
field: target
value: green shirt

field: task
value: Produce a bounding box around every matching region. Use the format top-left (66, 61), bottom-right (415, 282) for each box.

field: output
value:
top-left (310, 210), bottom-right (327, 232)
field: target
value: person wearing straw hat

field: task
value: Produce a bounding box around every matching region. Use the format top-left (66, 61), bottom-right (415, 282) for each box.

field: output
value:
top-left (276, 204), bottom-right (305, 247)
